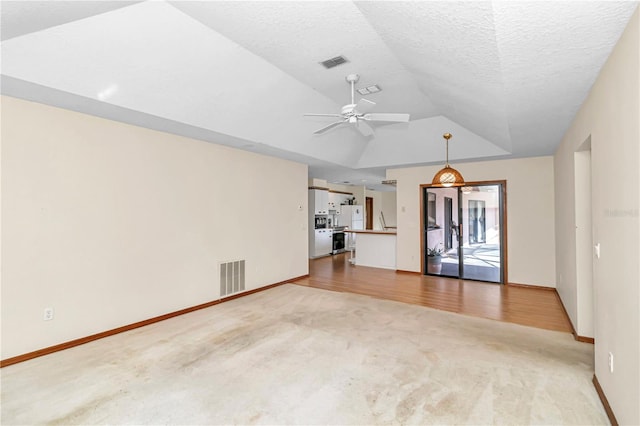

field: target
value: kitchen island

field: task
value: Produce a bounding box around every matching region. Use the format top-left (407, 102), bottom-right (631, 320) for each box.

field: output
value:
top-left (345, 229), bottom-right (397, 270)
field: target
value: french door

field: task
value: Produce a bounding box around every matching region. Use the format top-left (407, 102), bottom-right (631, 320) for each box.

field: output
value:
top-left (422, 182), bottom-right (506, 284)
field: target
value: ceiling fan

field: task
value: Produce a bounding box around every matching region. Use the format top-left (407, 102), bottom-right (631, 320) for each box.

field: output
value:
top-left (304, 74), bottom-right (410, 136)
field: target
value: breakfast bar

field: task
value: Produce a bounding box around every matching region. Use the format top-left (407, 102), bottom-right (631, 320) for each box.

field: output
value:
top-left (344, 229), bottom-right (397, 270)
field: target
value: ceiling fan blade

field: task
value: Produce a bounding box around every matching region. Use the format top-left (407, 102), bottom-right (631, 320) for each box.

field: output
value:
top-left (304, 113), bottom-right (343, 118)
top-left (314, 120), bottom-right (346, 134)
top-left (355, 98), bottom-right (376, 114)
top-left (356, 120), bottom-right (374, 137)
top-left (362, 113), bottom-right (410, 122)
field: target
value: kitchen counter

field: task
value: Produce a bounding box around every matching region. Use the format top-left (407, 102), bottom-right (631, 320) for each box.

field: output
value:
top-left (344, 229), bottom-right (397, 235)
top-left (344, 229), bottom-right (396, 269)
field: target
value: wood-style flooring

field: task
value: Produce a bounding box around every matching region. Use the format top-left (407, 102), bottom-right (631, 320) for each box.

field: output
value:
top-left (294, 253), bottom-right (573, 333)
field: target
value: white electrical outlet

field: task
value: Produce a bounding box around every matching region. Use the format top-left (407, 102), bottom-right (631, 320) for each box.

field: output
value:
top-left (43, 307), bottom-right (54, 321)
top-left (608, 352), bottom-right (614, 373)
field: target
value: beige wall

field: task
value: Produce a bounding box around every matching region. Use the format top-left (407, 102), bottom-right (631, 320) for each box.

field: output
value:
top-left (380, 191), bottom-right (397, 228)
top-left (554, 8), bottom-right (639, 424)
top-left (388, 156), bottom-right (555, 286)
top-left (1, 96), bottom-right (309, 360)
top-left (363, 189), bottom-right (382, 230)
top-left (364, 189), bottom-right (397, 231)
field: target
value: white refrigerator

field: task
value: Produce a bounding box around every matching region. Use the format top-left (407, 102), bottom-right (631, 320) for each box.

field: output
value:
top-left (340, 205), bottom-right (364, 230)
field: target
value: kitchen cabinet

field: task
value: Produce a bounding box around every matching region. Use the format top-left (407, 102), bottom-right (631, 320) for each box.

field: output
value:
top-left (310, 189), bottom-right (329, 215)
top-left (308, 188), bottom-right (331, 258)
top-left (328, 192), bottom-right (338, 212)
top-left (328, 192), bottom-right (353, 212)
top-left (312, 229), bottom-right (333, 258)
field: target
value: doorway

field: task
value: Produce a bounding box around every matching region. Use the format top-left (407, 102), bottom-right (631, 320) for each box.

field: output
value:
top-left (365, 197), bottom-right (373, 230)
top-left (422, 182), bottom-right (506, 284)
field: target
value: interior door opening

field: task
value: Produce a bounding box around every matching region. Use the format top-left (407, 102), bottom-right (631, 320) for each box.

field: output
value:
top-left (422, 182), bottom-right (506, 284)
top-left (365, 197), bottom-right (373, 230)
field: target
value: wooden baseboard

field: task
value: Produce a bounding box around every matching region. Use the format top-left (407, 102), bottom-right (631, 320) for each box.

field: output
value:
top-left (0, 275), bottom-right (308, 368)
top-left (575, 335), bottom-right (595, 344)
top-left (551, 288), bottom-right (595, 344)
top-left (506, 281), bottom-right (556, 291)
top-left (553, 288), bottom-right (577, 337)
top-left (395, 269), bottom-right (421, 275)
top-left (593, 374), bottom-right (618, 425)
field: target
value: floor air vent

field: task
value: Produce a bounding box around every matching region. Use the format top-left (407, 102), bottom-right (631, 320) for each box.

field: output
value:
top-left (219, 260), bottom-right (245, 297)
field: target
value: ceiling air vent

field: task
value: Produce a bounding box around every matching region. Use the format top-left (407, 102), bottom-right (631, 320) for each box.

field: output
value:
top-left (320, 55), bottom-right (348, 69)
top-left (382, 180), bottom-right (397, 186)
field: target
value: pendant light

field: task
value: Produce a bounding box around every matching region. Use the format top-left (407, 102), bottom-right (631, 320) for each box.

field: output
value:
top-left (432, 133), bottom-right (465, 187)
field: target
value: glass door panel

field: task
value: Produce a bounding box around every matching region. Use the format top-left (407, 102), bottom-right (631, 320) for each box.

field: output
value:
top-left (424, 183), bottom-right (504, 283)
top-left (460, 185), bottom-right (502, 283)
top-left (424, 187), bottom-right (460, 278)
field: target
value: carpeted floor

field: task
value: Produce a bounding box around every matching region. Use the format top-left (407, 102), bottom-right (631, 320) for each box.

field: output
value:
top-left (1, 284), bottom-right (607, 425)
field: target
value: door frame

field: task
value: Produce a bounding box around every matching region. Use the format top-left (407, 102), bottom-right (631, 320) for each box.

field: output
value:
top-left (419, 180), bottom-right (508, 284)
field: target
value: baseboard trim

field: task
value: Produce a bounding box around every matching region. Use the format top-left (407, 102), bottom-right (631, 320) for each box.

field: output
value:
top-left (552, 288), bottom-right (595, 344)
top-left (553, 288), bottom-right (577, 337)
top-left (506, 281), bottom-right (556, 291)
top-left (395, 269), bottom-right (421, 275)
top-left (0, 275), bottom-right (308, 368)
top-left (593, 374), bottom-right (618, 426)
top-left (575, 335), bottom-right (595, 344)
top-left (507, 284), bottom-right (596, 344)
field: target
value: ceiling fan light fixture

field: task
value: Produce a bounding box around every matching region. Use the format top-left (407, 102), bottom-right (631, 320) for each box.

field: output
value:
top-left (432, 133), bottom-right (465, 187)
top-left (303, 74), bottom-right (409, 135)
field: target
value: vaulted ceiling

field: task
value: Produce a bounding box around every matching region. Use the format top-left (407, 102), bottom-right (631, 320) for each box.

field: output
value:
top-left (2, 1), bottom-right (637, 190)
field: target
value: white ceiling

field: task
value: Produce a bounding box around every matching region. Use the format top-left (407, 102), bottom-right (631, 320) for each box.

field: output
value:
top-left (1, 1), bottom-right (637, 191)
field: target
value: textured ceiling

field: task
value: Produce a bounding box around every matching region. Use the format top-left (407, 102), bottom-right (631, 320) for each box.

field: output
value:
top-left (1, 1), bottom-right (637, 190)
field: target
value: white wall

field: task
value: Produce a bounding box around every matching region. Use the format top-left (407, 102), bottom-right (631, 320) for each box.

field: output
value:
top-left (574, 147), bottom-right (594, 338)
top-left (553, 8), bottom-right (639, 424)
top-left (388, 156), bottom-right (555, 286)
top-left (1, 96), bottom-right (309, 360)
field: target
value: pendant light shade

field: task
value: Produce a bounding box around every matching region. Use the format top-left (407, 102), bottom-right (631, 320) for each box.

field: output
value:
top-left (432, 133), bottom-right (465, 187)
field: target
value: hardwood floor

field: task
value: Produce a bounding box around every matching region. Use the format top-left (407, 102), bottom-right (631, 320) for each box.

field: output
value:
top-left (293, 253), bottom-right (573, 333)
